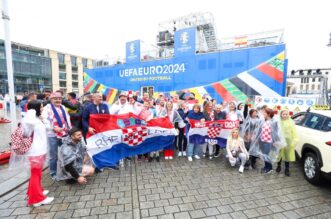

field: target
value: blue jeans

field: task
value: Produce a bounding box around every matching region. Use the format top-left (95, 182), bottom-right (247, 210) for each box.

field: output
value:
top-left (187, 143), bottom-right (203, 157)
top-left (261, 141), bottom-right (273, 171)
top-left (48, 137), bottom-right (62, 177)
top-left (261, 141), bottom-right (272, 155)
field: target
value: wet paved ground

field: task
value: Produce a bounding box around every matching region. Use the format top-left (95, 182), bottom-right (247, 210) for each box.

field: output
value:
top-left (0, 108), bottom-right (21, 152)
top-left (0, 154), bottom-right (331, 219)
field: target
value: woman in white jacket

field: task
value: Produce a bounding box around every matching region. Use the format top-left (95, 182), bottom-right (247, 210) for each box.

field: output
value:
top-left (22, 100), bottom-right (54, 207)
top-left (226, 128), bottom-right (249, 173)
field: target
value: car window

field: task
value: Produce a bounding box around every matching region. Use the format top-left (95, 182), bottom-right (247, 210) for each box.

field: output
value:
top-left (321, 117), bottom-right (331, 132)
top-left (292, 113), bottom-right (308, 125)
top-left (302, 114), bottom-right (325, 130)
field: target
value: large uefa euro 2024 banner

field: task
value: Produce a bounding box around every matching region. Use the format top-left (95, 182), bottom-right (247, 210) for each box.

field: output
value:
top-left (84, 27), bottom-right (287, 104)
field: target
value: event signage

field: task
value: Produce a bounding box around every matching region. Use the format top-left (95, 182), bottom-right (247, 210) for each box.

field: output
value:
top-left (254, 96), bottom-right (316, 113)
top-left (126, 40), bottom-right (140, 63)
top-left (174, 27), bottom-right (196, 57)
top-left (119, 63), bottom-right (186, 78)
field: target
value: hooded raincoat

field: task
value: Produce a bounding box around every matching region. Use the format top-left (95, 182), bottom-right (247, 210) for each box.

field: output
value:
top-left (278, 112), bottom-right (298, 162)
top-left (57, 136), bottom-right (85, 180)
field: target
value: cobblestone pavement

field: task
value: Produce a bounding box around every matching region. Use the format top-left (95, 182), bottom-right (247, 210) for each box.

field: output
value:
top-left (0, 155), bottom-right (331, 219)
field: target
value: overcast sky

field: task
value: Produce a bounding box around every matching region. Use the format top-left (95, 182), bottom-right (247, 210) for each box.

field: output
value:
top-left (1, 0), bottom-right (331, 71)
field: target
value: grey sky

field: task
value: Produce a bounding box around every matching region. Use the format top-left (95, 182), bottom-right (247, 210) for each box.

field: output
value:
top-left (1, 0), bottom-right (331, 71)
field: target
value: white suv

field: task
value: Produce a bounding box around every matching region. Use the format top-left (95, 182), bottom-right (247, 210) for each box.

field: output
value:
top-left (292, 108), bottom-right (331, 185)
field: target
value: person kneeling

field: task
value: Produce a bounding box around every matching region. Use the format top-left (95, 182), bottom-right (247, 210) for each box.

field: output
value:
top-left (57, 127), bottom-right (95, 184)
top-left (226, 128), bottom-right (249, 173)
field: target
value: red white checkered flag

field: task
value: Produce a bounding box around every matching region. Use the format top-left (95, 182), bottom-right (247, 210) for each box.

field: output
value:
top-left (207, 123), bottom-right (222, 139)
top-left (122, 126), bottom-right (148, 146)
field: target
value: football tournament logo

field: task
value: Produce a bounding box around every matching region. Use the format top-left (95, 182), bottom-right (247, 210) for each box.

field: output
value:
top-left (129, 43), bottom-right (135, 54)
top-left (180, 32), bottom-right (189, 44)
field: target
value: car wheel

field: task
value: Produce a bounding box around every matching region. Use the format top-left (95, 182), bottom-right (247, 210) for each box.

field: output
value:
top-left (303, 152), bottom-right (321, 185)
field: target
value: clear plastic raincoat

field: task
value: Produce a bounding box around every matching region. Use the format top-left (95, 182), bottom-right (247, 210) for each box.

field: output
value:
top-left (249, 118), bottom-right (286, 163)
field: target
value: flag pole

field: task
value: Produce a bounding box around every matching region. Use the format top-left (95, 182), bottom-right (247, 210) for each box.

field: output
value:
top-left (2, 0), bottom-right (17, 131)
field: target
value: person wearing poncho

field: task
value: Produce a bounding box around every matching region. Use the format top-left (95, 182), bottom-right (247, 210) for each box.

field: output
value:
top-left (57, 128), bottom-right (95, 184)
top-left (249, 108), bottom-right (286, 174)
top-left (276, 110), bottom-right (298, 176)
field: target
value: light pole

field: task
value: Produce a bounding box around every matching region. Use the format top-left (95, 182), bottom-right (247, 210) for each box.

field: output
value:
top-left (1, 0), bottom-right (17, 131)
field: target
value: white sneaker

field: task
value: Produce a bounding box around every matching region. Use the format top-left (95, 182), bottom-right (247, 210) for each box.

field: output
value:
top-left (182, 151), bottom-right (187, 156)
top-left (178, 152), bottom-right (182, 157)
top-left (165, 156), bottom-right (169, 160)
top-left (194, 155), bottom-right (200, 160)
top-left (43, 190), bottom-right (49, 196)
top-left (33, 197), bottom-right (54, 207)
top-left (169, 156), bottom-right (173, 160)
top-left (239, 166), bottom-right (244, 173)
top-left (188, 156), bottom-right (193, 161)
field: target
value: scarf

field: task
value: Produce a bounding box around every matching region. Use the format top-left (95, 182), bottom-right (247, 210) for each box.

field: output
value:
top-left (51, 104), bottom-right (69, 138)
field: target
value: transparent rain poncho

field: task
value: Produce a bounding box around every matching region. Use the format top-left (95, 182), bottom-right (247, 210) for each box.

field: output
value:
top-left (9, 109), bottom-right (49, 174)
top-left (248, 118), bottom-right (286, 163)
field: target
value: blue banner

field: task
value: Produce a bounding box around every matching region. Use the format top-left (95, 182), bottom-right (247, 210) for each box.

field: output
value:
top-left (85, 44), bottom-right (285, 94)
top-left (174, 27), bottom-right (196, 57)
top-left (126, 40), bottom-right (140, 63)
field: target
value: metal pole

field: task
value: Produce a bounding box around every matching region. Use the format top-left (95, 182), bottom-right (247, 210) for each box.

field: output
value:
top-left (2, 0), bottom-right (17, 131)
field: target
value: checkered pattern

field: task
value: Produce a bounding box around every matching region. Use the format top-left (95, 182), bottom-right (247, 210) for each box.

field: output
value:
top-left (122, 126), bottom-right (148, 146)
top-left (261, 122), bottom-right (272, 143)
top-left (207, 124), bottom-right (221, 139)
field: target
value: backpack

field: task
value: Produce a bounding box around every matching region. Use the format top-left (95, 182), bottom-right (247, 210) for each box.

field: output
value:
top-left (10, 124), bottom-right (33, 155)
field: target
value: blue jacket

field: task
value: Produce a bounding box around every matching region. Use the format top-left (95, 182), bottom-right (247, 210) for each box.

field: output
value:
top-left (187, 110), bottom-right (205, 120)
top-left (82, 103), bottom-right (109, 132)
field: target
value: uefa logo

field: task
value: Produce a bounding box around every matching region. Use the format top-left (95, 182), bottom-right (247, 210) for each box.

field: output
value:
top-left (180, 32), bottom-right (189, 44)
top-left (129, 43), bottom-right (135, 54)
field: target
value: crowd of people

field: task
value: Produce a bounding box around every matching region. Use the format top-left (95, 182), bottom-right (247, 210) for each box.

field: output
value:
top-left (13, 89), bottom-right (298, 207)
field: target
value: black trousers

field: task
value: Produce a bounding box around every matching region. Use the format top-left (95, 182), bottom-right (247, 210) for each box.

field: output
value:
top-left (177, 127), bottom-right (187, 152)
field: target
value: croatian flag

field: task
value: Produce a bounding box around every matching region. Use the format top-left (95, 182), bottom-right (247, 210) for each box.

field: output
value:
top-left (86, 113), bottom-right (177, 169)
top-left (188, 120), bottom-right (239, 147)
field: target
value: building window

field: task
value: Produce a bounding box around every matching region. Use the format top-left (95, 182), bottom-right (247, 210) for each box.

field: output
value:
top-left (58, 53), bottom-right (65, 64)
top-left (71, 56), bottom-right (77, 66)
top-left (318, 78), bottom-right (321, 82)
top-left (82, 58), bottom-right (88, 68)
top-left (312, 84), bottom-right (315, 90)
top-left (300, 85), bottom-right (303, 90)
top-left (301, 78), bottom-right (303, 83)
top-left (318, 84), bottom-right (320, 90)
top-left (72, 66), bottom-right (78, 73)
top-left (59, 72), bottom-right (66, 80)
top-left (312, 78), bottom-right (315, 82)
top-left (306, 84), bottom-right (309, 91)
top-left (59, 81), bottom-right (66, 88)
top-left (72, 74), bottom-right (78, 81)
top-left (72, 82), bottom-right (78, 88)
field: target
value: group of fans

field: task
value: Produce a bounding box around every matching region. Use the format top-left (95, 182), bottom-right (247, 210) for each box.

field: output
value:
top-left (15, 89), bottom-right (297, 207)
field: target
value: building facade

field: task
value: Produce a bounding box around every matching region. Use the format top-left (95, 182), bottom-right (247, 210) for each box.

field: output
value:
top-left (287, 69), bottom-right (330, 96)
top-left (0, 40), bottom-right (52, 94)
top-left (49, 50), bottom-right (93, 95)
top-left (0, 39), bottom-right (94, 96)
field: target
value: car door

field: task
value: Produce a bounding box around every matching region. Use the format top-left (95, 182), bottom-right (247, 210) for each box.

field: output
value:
top-left (292, 112), bottom-right (309, 156)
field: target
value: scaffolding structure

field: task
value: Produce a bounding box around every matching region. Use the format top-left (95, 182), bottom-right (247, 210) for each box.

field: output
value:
top-left (157, 12), bottom-right (218, 53)
top-left (97, 12), bottom-right (285, 66)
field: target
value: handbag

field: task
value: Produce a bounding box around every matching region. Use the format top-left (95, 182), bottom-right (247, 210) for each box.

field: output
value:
top-left (10, 124), bottom-right (34, 155)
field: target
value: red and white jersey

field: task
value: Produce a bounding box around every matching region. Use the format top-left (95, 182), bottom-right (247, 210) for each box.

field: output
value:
top-left (261, 121), bottom-right (272, 143)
